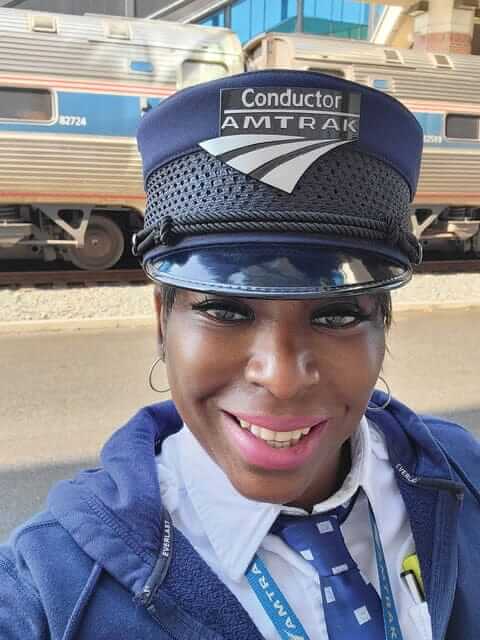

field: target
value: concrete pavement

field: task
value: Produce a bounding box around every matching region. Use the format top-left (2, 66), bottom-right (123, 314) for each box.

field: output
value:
top-left (1, 308), bottom-right (479, 541)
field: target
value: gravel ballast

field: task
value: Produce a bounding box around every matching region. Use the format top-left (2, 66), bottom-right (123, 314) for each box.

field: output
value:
top-left (0, 273), bottom-right (479, 328)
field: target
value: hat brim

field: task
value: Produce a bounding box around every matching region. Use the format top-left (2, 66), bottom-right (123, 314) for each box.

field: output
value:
top-left (143, 235), bottom-right (411, 299)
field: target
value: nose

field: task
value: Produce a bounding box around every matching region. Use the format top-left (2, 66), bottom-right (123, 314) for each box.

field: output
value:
top-left (244, 325), bottom-right (320, 400)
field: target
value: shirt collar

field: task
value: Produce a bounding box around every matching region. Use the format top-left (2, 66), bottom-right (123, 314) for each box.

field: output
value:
top-left (178, 417), bottom-right (372, 582)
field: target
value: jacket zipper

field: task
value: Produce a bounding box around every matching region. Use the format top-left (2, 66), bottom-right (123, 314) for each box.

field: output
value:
top-left (137, 508), bottom-right (187, 640)
top-left (139, 597), bottom-right (183, 640)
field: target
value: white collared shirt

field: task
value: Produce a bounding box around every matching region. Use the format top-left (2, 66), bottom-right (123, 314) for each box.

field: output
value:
top-left (156, 418), bottom-right (432, 640)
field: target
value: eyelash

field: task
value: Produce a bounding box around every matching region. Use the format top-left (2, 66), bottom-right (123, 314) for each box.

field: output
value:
top-left (312, 311), bottom-right (372, 329)
top-left (191, 300), bottom-right (253, 322)
top-left (191, 299), bottom-right (373, 329)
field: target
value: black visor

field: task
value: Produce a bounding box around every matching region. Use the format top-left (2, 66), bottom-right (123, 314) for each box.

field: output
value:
top-left (143, 235), bottom-right (411, 299)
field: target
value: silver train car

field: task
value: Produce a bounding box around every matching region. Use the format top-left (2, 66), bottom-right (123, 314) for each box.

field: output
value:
top-left (245, 32), bottom-right (480, 257)
top-left (0, 9), bottom-right (243, 269)
top-left (2, 14), bottom-right (480, 268)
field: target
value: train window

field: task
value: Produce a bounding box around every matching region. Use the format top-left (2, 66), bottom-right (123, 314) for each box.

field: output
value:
top-left (432, 54), bottom-right (453, 69)
top-left (308, 67), bottom-right (345, 78)
top-left (130, 60), bottom-right (154, 74)
top-left (0, 87), bottom-right (53, 122)
top-left (446, 115), bottom-right (480, 140)
top-left (179, 61), bottom-right (227, 88)
top-left (371, 78), bottom-right (393, 91)
top-left (384, 49), bottom-right (403, 64)
top-left (30, 14), bottom-right (57, 33)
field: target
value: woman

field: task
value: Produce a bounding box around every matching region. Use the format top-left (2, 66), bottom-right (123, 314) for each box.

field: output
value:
top-left (1, 70), bottom-right (479, 640)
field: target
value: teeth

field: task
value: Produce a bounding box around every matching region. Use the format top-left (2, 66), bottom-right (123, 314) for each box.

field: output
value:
top-left (274, 430), bottom-right (294, 442)
top-left (236, 418), bottom-right (313, 448)
top-left (260, 427), bottom-right (272, 440)
top-left (268, 438), bottom-right (301, 448)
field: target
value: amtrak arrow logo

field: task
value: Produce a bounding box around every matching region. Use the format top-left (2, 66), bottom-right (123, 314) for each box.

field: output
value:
top-left (199, 86), bottom-right (361, 194)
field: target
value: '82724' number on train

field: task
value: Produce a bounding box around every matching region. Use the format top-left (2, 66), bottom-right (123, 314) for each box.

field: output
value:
top-left (59, 115), bottom-right (87, 127)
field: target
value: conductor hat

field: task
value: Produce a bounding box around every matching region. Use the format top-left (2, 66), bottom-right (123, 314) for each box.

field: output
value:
top-left (133, 69), bottom-right (423, 298)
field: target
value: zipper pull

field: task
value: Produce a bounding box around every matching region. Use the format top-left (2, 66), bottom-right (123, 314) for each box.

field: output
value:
top-left (136, 509), bottom-right (174, 608)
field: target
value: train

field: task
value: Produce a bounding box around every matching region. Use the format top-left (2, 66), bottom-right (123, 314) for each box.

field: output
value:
top-left (0, 8), bottom-right (243, 269)
top-left (245, 31), bottom-right (480, 258)
top-left (1, 9), bottom-right (480, 269)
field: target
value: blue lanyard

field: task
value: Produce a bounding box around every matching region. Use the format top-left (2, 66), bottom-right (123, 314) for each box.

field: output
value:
top-left (245, 498), bottom-right (404, 640)
top-left (368, 503), bottom-right (404, 640)
top-left (246, 554), bottom-right (309, 640)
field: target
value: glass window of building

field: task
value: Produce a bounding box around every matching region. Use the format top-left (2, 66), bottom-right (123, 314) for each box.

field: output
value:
top-left (264, 0), bottom-right (295, 30)
top-left (199, 9), bottom-right (225, 28)
top-left (231, 0), bottom-right (296, 43)
top-left (304, 0), bottom-right (368, 22)
top-left (231, 0), bottom-right (251, 43)
top-left (200, 0), bottom-right (382, 44)
top-left (303, 0), bottom-right (370, 39)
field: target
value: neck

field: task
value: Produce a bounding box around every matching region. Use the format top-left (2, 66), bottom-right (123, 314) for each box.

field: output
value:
top-left (287, 440), bottom-right (352, 512)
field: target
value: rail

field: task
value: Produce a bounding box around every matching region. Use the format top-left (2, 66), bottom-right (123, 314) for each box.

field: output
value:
top-left (0, 260), bottom-right (479, 289)
top-left (0, 268), bottom-right (149, 288)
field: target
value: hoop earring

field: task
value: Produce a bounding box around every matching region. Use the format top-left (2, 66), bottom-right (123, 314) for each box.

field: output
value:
top-left (148, 356), bottom-right (170, 394)
top-left (367, 375), bottom-right (391, 411)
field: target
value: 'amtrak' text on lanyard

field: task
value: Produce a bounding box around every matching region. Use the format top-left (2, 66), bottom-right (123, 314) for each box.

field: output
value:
top-left (246, 554), bottom-right (309, 640)
top-left (246, 501), bottom-right (404, 640)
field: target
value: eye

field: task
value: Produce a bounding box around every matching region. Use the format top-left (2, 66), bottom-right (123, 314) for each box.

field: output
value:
top-left (204, 306), bottom-right (249, 322)
top-left (191, 299), bottom-right (252, 323)
top-left (311, 306), bottom-right (371, 329)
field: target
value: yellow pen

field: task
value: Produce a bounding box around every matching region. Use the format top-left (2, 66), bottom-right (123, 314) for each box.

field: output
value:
top-left (402, 554), bottom-right (425, 603)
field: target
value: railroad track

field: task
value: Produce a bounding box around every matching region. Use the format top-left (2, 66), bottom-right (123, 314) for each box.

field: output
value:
top-left (414, 259), bottom-right (480, 274)
top-left (0, 268), bottom-right (148, 288)
top-left (0, 259), bottom-right (479, 289)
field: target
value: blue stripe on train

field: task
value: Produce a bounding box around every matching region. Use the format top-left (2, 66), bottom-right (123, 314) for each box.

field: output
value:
top-left (0, 91), bottom-right (166, 137)
top-left (414, 111), bottom-right (480, 149)
top-left (1, 97), bottom-right (479, 151)
top-left (415, 112), bottom-right (443, 136)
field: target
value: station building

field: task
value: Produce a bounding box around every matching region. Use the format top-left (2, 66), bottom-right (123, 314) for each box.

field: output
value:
top-left (4, 0), bottom-right (480, 55)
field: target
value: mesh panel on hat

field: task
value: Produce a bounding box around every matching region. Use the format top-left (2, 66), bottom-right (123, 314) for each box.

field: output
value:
top-left (144, 148), bottom-right (411, 234)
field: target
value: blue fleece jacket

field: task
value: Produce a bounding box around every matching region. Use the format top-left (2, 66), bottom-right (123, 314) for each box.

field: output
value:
top-left (1, 394), bottom-right (479, 640)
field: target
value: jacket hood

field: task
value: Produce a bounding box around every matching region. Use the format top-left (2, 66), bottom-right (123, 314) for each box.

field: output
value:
top-left (47, 402), bottom-right (182, 596)
top-left (46, 394), bottom-right (459, 600)
top-left (367, 391), bottom-right (456, 480)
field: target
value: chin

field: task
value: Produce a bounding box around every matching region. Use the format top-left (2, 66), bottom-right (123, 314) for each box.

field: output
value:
top-left (230, 470), bottom-right (304, 506)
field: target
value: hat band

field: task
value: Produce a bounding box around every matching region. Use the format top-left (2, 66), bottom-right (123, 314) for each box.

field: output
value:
top-left (133, 210), bottom-right (422, 265)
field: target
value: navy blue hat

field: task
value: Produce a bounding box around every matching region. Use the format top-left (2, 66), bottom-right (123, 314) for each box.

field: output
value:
top-left (134, 70), bottom-right (423, 298)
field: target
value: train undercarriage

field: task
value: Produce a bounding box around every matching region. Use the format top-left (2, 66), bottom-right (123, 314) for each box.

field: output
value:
top-left (0, 204), bottom-right (479, 270)
top-left (411, 206), bottom-right (480, 257)
top-left (0, 204), bottom-right (143, 270)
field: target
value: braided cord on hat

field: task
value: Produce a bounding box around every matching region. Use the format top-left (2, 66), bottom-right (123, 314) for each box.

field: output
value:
top-left (133, 211), bottom-right (421, 264)
top-left (134, 148), bottom-right (422, 264)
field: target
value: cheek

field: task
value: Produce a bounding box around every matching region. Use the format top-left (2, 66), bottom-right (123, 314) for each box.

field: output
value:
top-left (164, 315), bottom-right (242, 405)
top-left (354, 330), bottom-right (385, 397)
top-left (323, 329), bottom-right (385, 407)
top-left (163, 315), bottom-right (247, 464)
top-left (365, 327), bottom-right (387, 375)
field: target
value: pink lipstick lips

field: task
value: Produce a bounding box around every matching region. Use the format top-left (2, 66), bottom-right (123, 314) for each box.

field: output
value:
top-left (223, 411), bottom-right (330, 471)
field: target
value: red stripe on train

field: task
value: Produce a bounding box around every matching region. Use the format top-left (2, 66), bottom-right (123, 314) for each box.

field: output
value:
top-left (0, 74), bottom-right (175, 95)
top-left (0, 191), bottom-right (146, 200)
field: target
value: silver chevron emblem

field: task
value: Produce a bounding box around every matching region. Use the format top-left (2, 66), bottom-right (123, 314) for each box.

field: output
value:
top-left (199, 133), bottom-right (352, 194)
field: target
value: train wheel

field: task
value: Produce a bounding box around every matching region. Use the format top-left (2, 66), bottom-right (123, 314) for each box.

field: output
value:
top-left (472, 231), bottom-right (480, 257)
top-left (67, 214), bottom-right (125, 270)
